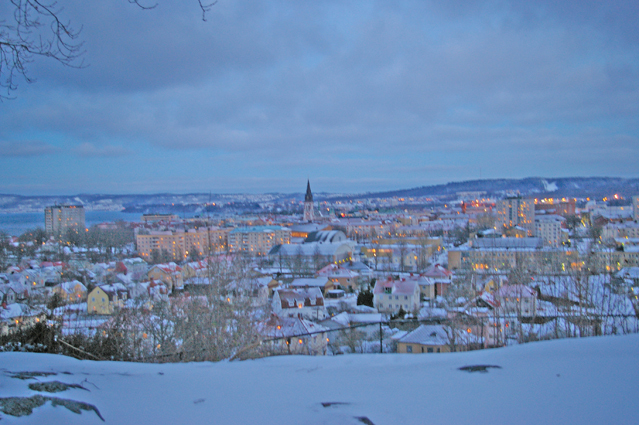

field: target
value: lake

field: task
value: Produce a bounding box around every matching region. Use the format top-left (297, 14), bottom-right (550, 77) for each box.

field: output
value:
top-left (0, 211), bottom-right (144, 237)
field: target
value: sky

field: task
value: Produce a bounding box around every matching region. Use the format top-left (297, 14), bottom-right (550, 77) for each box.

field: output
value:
top-left (1, 0), bottom-right (638, 195)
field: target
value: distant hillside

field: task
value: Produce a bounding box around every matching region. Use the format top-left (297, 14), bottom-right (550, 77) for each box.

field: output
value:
top-left (344, 177), bottom-right (639, 201)
top-left (1, 177), bottom-right (637, 213)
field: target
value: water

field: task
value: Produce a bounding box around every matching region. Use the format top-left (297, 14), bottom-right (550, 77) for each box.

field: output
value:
top-left (0, 211), bottom-right (144, 237)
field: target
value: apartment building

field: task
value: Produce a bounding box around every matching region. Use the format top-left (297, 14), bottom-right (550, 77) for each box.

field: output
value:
top-left (227, 226), bottom-right (291, 256)
top-left (495, 197), bottom-right (534, 236)
top-left (44, 205), bottom-right (85, 237)
top-left (136, 227), bottom-right (228, 261)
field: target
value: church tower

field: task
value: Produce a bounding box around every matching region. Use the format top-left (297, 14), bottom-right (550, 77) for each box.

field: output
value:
top-left (304, 180), bottom-right (314, 222)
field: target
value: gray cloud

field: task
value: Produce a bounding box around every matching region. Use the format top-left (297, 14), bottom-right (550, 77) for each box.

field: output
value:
top-left (0, 1), bottom-right (637, 194)
top-left (0, 140), bottom-right (60, 157)
top-left (72, 142), bottom-right (132, 158)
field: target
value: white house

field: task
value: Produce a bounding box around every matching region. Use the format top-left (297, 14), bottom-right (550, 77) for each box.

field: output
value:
top-left (272, 288), bottom-right (327, 320)
top-left (373, 277), bottom-right (421, 314)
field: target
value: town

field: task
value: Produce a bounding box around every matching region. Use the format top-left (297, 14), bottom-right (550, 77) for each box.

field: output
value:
top-left (1, 181), bottom-right (638, 361)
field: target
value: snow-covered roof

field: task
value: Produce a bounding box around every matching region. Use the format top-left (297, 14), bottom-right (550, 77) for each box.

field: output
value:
top-left (373, 277), bottom-right (418, 296)
top-left (291, 277), bottom-right (330, 288)
top-left (275, 288), bottom-right (325, 309)
top-left (57, 280), bottom-right (87, 294)
top-left (399, 325), bottom-right (450, 346)
top-left (259, 314), bottom-right (328, 338)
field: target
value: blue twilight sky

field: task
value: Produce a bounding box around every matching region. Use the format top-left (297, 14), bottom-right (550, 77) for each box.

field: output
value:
top-left (1, 0), bottom-right (638, 195)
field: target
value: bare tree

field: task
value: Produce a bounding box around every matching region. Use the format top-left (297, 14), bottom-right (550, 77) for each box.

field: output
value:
top-left (1, 0), bottom-right (216, 98)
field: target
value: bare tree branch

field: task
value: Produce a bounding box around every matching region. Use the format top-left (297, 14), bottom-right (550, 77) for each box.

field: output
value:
top-left (0, 0), bottom-right (215, 99)
top-left (1, 0), bottom-right (85, 99)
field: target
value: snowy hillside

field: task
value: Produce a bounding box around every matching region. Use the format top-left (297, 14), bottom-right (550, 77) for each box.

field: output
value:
top-left (1, 334), bottom-right (638, 424)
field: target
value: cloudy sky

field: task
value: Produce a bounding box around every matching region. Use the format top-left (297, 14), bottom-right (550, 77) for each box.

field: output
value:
top-left (1, 0), bottom-right (638, 195)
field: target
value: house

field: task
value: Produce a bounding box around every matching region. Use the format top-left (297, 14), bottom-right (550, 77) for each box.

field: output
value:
top-left (87, 284), bottom-right (129, 315)
top-left (1, 283), bottom-right (30, 303)
top-left (317, 264), bottom-right (360, 292)
top-left (141, 280), bottom-right (169, 302)
top-left (122, 257), bottom-right (149, 281)
top-left (373, 277), bottom-right (420, 314)
top-left (342, 260), bottom-right (374, 282)
top-left (272, 288), bottom-right (327, 321)
top-left (0, 303), bottom-right (46, 336)
top-left (494, 284), bottom-right (537, 317)
top-left (182, 260), bottom-right (208, 280)
top-left (258, 314), bottom-right (328, 356)
top-left (225, 276), bottom-right (270, 307)
top-left (127, 279), bottom-right (169, 303)
top-left (397, 324), bottom-right (480, 354)
top-left (52, 280), bottom-right (87, 303)
top-left (290, 277), bottom-right (334, 294)
top-left (0, 285), bottom-right (18, 305)
top-left (250, 276), bottom-right (271, 306)
top-left (147, 263), bottom-right (183, 292)
top-left (13, 270), bottom-right (45, 289)
top-left (422, 264), bottom-right (453, 296)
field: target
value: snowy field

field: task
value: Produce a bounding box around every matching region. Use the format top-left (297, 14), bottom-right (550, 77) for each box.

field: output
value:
top-left (1, 334), bottom-right (638, 424)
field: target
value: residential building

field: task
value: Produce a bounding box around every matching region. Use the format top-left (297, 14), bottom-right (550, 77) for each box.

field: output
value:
top-left (290, 277), bottom-right (334, 294)
top-left (228, 226), bottom-right (291, 256)
top-left (397, 325), bottom-right (456, 354)
top-left (147, 263), bottom-right (183, 292)
top-left (136, 227), bottom-right (228, 262)
top-left (259, 314), bottom-right (328, 355)
top-left (87, 284), bottom-right (129, 315)
top-left (272, 288), bottom-right (327, 320)
top-left (494, 284), bottom-right (537, 317)
top-left (0, 304), bottom-right (46, 336)
top-left (45, 205), bottom-right (85, 237)
top-left (141, 214), bottom-right (179, 223)
top-left (52, 280), bottom-right (87, 303)
top-left (447, 237), bottom-right (576, 273)
top-left (373, 277), bottom-right (420, 314)
top-left (495, 197), bottom-right (534, 236)
top-left (317, 264), bottom-right (360, 292)
top-left (535, 215), bottom-right (565, 247)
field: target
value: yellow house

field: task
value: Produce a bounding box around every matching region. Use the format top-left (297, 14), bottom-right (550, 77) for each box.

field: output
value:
top-left (52, 280), bottom-right (87, 303)
top-left (397, 325), bottom-right (477, 354)
top-left (87, 284), bottom-right (129, 315)
top-left (147, 263), bottom-right (183, 292)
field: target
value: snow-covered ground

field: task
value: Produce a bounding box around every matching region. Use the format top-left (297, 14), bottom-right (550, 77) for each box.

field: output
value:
top-left (1, 334), bottom-right (638, 424)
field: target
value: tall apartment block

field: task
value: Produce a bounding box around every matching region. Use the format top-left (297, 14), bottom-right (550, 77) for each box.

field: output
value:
top-left (495, 197), bottom-right (535, 236)
top-left (634, 196), bottom-right (639, 221)
top-left (45, 205), bottom-right (86, 237)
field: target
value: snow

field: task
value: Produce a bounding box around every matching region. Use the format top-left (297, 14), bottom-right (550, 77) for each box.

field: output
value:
top-left (1, 334), bottom-right (638, 424)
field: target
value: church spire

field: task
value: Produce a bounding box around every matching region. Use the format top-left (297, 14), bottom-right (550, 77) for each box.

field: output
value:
top-left (305, 179), bottom-right (313, 202)
top-left (304, 180), bottom-right (314, 222)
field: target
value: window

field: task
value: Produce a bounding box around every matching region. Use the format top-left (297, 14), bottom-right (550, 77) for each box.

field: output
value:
top-left (404, 295), bottom-right (408, 300)
top-left (406, 345), bottom-right (413, 353)
top-left (427, 347), bottom-right (433, 353)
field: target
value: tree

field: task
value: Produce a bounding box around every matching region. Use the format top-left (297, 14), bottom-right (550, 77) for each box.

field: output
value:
top-left (1, 0), bottom-right (216, 98)
top-left (357, 282), bottom-right (374, 307)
